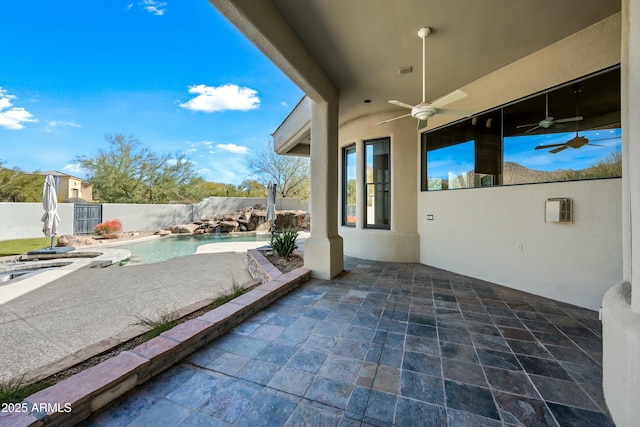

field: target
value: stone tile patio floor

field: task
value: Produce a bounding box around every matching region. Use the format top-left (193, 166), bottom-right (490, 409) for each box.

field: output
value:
top-left (83, 257), bottom-right (613, 426)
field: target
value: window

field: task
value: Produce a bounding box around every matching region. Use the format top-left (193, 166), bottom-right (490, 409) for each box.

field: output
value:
top-left (422, 67), bottom-right (621, 190)
top-left (365, 138), bottom-right (390, 228)
top-left (426, 140), bottom-right (475, 190)
top-left (343, 145), bottom-right (357, 225)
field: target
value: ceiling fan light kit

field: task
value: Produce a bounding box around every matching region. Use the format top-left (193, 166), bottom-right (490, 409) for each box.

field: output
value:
top-left (378, 27), bottom-right (469, 130)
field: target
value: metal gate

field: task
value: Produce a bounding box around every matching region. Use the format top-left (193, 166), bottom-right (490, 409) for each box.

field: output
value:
top-left (74, 204), bottom-right (102, 235)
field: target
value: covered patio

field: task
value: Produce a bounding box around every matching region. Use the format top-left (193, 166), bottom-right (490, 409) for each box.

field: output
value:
top-left (86, 257), bottom-right (611, 426)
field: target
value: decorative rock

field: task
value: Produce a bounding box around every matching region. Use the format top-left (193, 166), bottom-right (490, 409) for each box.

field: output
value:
top-left (155, 229), bottom-right (172, 236)
top-left (218, 220), bottom-right (239, 233)
top-left (168, 224), bottom-right (199, 234)
top-left (56, 235), bottom-right (100, 247)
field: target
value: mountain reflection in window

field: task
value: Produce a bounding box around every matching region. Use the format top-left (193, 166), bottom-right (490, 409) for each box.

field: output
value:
top-left (421, 66), bottom-right (621, 191)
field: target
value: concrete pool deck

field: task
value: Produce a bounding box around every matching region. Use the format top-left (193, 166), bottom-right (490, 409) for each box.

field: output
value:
top-left (0, 234), bottom-right (307, 383)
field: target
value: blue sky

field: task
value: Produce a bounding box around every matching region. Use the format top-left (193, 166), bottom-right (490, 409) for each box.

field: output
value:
top-left (427, 129), bottom-right (621, 181)
top-left (0, 1), bottom-right (303, 184)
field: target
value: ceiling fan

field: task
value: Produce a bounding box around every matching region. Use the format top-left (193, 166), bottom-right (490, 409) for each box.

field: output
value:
top-left (378, 27), bottom-right (469, 130)
top-left (534, 84), bottom-right (614, 153)
top-left (534, 134), bottom-right (601, 154)
top-left (517, 92), bottom-right (583, 134)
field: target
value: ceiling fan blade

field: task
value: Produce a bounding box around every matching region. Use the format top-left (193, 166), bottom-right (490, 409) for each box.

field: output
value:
top-left (586, 143), bottom-right (605, 147)
top-left (377, 113), bottom-right (412, 125)
top-left (516, 123), bottom-right (539, 129)
top-left (550, 146), bottom-right (569, 154)
top-left (431, 89), bottom-right (467, 109)
top-left (535, 143), bottom-right (566, 150)
top-left (524, 125), bottom-right (542, 134)
top-left (388, 100), bottom-right (415, 110)
top-left (417, 119), bottom-right (428, 130)
top-left (554, 116), bottom-right (583, 124)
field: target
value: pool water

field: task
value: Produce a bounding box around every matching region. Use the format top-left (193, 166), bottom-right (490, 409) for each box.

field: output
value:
top-left (115, 234), bottom-right (269, 265)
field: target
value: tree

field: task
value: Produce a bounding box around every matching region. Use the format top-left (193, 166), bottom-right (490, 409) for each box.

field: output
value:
top-left (562, 151), bottom-right (622, 181)
top-left (238, 179), bottom-right (266, 197)
top-left (246, 140), bottom-right (310, 200)
top-left (0, 160), bottom-right (42, 202)
top-left (75, 134), bottom-right (207, 203)
top-left (199, 180), bottom-right (266, 197)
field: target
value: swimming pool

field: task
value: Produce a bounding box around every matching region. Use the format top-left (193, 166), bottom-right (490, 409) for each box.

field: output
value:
top-left (115, 234), bottom-right (269, 265)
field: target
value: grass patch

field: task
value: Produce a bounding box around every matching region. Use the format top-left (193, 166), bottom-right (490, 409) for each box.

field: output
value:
top-left (209, 282), bottom-right (245, 307)
top-left (0, 237), bottom-right (57, 257)
top-left (0, 376), bottom-right (53, 405)
top-left (134, 312), bottom-right (182, 341)
top-left (132, 282), bottom-right (246, 341)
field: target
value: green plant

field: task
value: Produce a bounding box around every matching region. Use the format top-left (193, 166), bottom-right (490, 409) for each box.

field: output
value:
top-left (271, 228), bottom-right (298, 257)
top-left (133, 311), bottom-right (181, 341)
top-left (132, 281), bottom-right (245, 342)
top-left (0, 375), bottom-right (52, 405)
top-left (210, 282), bottom-right (244, 307)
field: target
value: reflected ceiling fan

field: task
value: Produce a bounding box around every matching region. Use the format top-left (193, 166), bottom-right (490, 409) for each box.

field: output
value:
top-left (534, 84), bottom-right (615, 154)
top-left (516, 91), bottom-right (583, 134)
top-left (535, 134), bottom-right (601, 154)
top-left (377, 27), bottom-right (469, 130)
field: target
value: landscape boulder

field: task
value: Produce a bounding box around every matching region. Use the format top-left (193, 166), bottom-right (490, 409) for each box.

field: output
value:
top-left (168, 224), bottom-right (199, 234)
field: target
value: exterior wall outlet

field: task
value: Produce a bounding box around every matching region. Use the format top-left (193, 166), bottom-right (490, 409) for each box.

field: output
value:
top-left (427, 214), bottom-right (434, 220)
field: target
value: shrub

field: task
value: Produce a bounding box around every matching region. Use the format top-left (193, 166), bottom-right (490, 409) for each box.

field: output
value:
top-left (272, 228), bottom-right (298, 257)
top-left (94, 219), bottom-right (123, 237)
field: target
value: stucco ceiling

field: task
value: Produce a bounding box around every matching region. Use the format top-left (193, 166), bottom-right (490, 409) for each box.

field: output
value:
top-left (271, 0), bottom-right (620, 125)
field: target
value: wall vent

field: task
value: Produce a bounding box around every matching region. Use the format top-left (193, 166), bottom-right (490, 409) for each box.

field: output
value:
top-left (398, 66), bottom-right (413, 75)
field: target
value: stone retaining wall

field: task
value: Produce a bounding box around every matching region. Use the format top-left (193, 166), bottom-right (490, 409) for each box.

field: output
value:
top-left (2, 265), bottom-right (311, 427)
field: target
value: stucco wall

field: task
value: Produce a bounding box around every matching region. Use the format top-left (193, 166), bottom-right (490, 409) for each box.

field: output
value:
top-left (416, 14), bottom-right (622, 310)
top-left (0, 197), bottom-right (308, 240)
top-left (102, 197), bottom-right (309, 232)
top-left (0, 202), bottom-right (75, 240)
top-left (419, 179), bottom-right (621, 309)
top-left (338, 113), bottom-right (420, 262)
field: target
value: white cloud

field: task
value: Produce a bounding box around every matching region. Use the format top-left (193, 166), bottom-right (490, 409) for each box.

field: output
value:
top-left (180, 84), bottom-right (260, 113)
top-left (281, 101), bottom-right (289, 107)
top-left (215, 143), bottom-right (248, 155)
top-left (63, 163), bottom-right (85, 174)
top-left (45, 120), bottom-right (81, 132)
top-left (141, 0), bottom-right (167, 16)
top-left (0, 88), bottom-right (37, 130)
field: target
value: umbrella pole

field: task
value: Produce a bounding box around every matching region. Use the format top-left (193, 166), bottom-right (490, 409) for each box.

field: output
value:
top-left (50, 236), bottom-right (55, 250)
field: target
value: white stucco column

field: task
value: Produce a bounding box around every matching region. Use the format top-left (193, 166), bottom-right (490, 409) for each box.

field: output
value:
top-left (602, 1), bottom-right (640, 425)
top-left (304, 100), bottom-right (344, 279)
top-left (626, 0), bottom-right (640, 313)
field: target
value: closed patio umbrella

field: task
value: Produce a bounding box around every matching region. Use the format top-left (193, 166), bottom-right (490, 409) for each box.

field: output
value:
top-left (41, 174), bottom-right (60, 249)
top-left (267, 182), bottom-right (277, 244)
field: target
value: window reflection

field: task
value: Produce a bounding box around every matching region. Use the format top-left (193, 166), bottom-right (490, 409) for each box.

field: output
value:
top-left (426, 140), bottom-right (475, 190)
top-left (343, 145), bottom-right (357, 225)
top-left (422, 66), bottom-right (621, 191)
top-left (365, 138), bottom-right (390, 228)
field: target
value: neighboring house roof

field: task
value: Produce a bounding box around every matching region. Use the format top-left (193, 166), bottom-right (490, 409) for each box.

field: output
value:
top-left (36, 170), bottom-right (83, 180)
